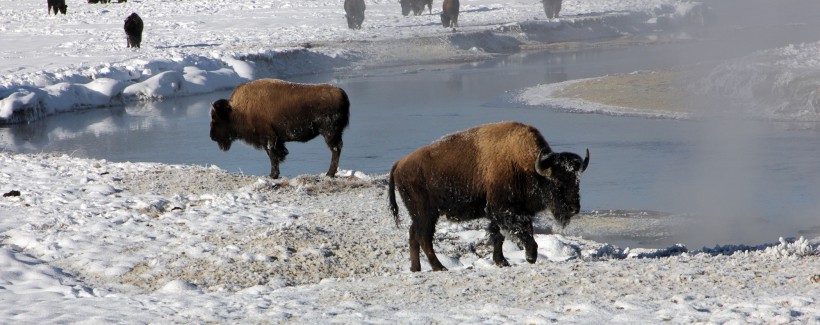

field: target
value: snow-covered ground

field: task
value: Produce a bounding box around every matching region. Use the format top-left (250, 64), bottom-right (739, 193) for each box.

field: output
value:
top-left (2, 0), bottom-right (819, 323)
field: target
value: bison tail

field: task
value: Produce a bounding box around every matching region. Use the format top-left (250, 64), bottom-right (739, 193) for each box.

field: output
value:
top-left (388, 162), bottom-right (401, 228)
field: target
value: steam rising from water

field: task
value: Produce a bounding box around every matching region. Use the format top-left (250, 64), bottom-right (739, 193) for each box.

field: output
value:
top-left (668, 0), bottom-right (820, 247)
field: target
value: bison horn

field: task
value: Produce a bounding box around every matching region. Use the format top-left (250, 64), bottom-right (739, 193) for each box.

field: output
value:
top-left (535, 151), bottom-right (555, 177)
top-left (581, 148), bottom-right (590, 173)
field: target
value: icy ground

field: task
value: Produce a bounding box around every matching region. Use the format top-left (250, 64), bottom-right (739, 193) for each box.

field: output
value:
top-left (1, 0), bottom-right (819, 323)
top-left (1, 152), bottom-right (818, 323)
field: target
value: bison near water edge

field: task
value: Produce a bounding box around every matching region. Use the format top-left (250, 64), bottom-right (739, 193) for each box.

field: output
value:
top-left (344, 0), bottom-right (366, 29)
top-left (388, 121), bottom-right (589, 272)
top-left (210, 79), bottom-right (350, 179)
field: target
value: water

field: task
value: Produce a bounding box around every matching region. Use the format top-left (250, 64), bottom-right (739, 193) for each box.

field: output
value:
top-left (4, 10), bottom-right (820, 248)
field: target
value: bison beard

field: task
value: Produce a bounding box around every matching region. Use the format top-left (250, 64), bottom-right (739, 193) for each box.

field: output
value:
top-left (124, 13), bottom-right (143, 48)
top-left (209, 79), bottom-right (350, 179)
top-left (389, 121), bottom-right (589, 272)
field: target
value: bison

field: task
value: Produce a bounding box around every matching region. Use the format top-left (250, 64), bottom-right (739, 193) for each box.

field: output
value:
top-left (210, 79), bottom-right (350, 179)
top-left (388, 121), bottom-right (589, 272)
top-left (400, 0), bottom-right (432, 16)
top-left (440, 0), bottom-right (459, 28)
top-left (344, 0), bottom-right (366, 29)
top-left (542, 0), bottom-right (562, 19)
top-left (124, 13), bottom-right (143, 48)
top-left (47, 0), bottom-right (67, 15)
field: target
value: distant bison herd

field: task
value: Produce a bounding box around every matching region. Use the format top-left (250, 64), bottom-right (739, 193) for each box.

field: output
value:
top-left (210, 79), bottom-right (589, 272)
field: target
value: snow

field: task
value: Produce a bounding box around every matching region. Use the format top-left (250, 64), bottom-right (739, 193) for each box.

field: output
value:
top-left (1, 0), bottom-right (819, 323)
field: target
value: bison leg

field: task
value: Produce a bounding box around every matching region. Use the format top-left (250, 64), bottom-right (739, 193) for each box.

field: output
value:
top-left (323, 133), bottom-right (343, 177)
top-left (487, 222), bottom-right (510, 267)
top-left (409, 207), bottom-right (446, 272)
top-left (265, 140), bottom-right (288, 179)
top-left (408, 226), bottom-right (422, 272)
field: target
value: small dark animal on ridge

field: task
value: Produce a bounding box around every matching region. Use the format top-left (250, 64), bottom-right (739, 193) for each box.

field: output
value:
top-left (210, 79), bottom-right (351, 179)
top-left (344, 0), bottom-right (366, 29)
top-left (47, 0), bottom-right (67, 15)
top-left (124, 13), bottom-right (144, 48)
top-left (440, 0), bottom-right (459, 28)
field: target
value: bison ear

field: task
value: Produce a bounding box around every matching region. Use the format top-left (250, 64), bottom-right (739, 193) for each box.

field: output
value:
top-left (535, 151), bottom-right (555, 177)
top-left (211, 99), bottom-right (232, 120)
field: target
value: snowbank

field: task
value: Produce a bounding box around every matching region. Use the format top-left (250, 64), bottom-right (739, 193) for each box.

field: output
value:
top-left (0, 0), bottom-right (703, 124)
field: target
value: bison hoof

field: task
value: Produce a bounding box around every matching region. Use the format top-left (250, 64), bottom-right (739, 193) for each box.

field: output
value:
top-left (526, 256), bottom-right (537, 264)
top-left (494, 259), bottom-right (511, 267)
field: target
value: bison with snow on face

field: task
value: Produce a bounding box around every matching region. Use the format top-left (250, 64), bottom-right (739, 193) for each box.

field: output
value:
top-left (440, 0), bottom-right (459, 28)
top-left (124, 13), bottom-right (143, 48)
top-left (389, 121), bottom-right (589, 272)
top-left (542, 0), bottom-right (562, 19)
top-left (210, 79), bottom-right (350, 179)
top-left (344, 0), bottom-right (366, 29)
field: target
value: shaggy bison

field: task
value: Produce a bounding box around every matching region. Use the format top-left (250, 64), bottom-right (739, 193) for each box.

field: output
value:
top-left (210, 79), bottom-right (351, 179)
top-left (124, 13), bottom-right (143, 48)
top-left (542, 0), bottom-right (563, 19)
top-left (47, 0), bottom-right (67, 15)
top-left (344, 0), bottom-right (366, 29)
top-left (389, 121), bottom-right (589, 272)
top-left (440, 0), bottom-right (459, 28)
top-left (400, 0), bottom-right (432, 16)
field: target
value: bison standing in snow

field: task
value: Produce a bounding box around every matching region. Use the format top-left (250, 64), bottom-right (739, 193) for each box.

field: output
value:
top-left (389, 121), bottom-right (589, 272)
top-left (344, 0), bottom-right (366, 29)
top-left (440, 0), bottom-right (459, 28)
top-left (124, 13), bottom-right (143, 48)
top-left (210, 79), bottom-right (351, 179)
top-left (542, 0), bottom-right (563, 19)
top-left (47, 0), bottom-right (67, 15)
top-left (400, 0), bottom-right (432, 16)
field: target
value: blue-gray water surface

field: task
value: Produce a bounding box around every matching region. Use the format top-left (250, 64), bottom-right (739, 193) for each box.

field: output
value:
top-left (4, 7), bottom-right (820, 249)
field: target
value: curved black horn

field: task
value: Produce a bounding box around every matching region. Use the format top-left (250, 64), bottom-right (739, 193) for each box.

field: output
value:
top-left (581, 148), bottom-right (590, 173)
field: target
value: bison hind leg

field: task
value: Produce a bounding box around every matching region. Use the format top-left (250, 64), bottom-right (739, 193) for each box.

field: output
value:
top-left (408, 205), bottom-right (447, 272)
top-left (322, 133), bottom-right (343, 177)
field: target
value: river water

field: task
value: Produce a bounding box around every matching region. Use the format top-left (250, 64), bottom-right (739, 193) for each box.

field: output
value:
top-left (3, 3), bottom-right (820, 248)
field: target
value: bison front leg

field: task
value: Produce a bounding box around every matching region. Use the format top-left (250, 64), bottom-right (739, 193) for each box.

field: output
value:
top-left (487, 222), bottom-right (510, 267)
top-left (265, 139), bottom-right (288, 178)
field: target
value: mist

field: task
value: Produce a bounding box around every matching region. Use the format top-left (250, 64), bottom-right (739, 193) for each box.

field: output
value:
top-left (664, 0), bottom-right (820, 247)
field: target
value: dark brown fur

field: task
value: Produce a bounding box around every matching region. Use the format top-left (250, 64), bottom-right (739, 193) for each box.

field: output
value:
top-left (440, 0), bottom-right (459, 28)
top-left (47, 0), bottom-right (67, 15)
top-left (124, 13), bottom-right (143, 48)
top-left (400, 0), bottom-right (432, 16)
top-left (344, 0), bottom-right (366, 29)
top-left (210, 79), bottom-right (350, 179)
top-left (389, 121), bottom-right (589, 272)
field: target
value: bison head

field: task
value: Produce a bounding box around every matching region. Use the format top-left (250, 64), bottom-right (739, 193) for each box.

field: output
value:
top-left (440, 13), bottom-right (451, 28)
top-left (210, 99), bottom-right (236, 151)
top-left (399, 0), bottom-right (412, 16)
top-left (535, 149), bottom-right (589, 228)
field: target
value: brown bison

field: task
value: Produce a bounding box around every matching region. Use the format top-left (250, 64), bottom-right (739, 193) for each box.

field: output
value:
top-left (344, 0), bottom-right (366, 29)
top-left (440, 0), bottom-right (459, 28)
top-left (47, 0), bottom-right (67, 15)
top-left (400, 0), bottom-right (432, 16)
top-left (389, 121), bottom-right (589, 272)
top-left (542, 0), bottom-right (563, 19)
top-left (124, 13), bottom-right (143, 48)
top-left (210, 79), bottom-right (350, 179)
